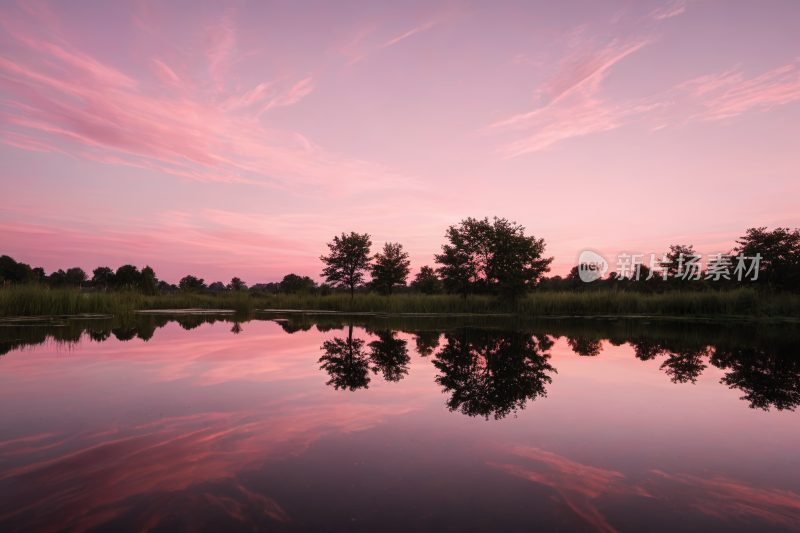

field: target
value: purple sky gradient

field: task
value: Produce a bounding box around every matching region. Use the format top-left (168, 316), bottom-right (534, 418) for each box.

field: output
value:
top-left (1, 0), bottom-right (799, 283)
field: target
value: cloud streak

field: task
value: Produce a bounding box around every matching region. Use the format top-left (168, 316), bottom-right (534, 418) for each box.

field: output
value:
top-left (0, 5), bottom-right (398, 192)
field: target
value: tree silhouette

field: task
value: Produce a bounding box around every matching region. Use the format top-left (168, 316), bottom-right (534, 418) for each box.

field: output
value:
top-left (319, 325), bottom-right (371, 391)
top-left (487, 217), bottom-right (552, 302)
top-left (228, 277), bottom-right (247, 291)
top-left (434, 217), bottom-right (487, 298)
top-left (435, 217), bottom-right (552, 300)
top-left (412, 266), bottom-right (442, 294)
top-left (433, 327), bottom-right (556, 420)
top-left (320, 232), bottom-right (372, 299)
top-left (734, 227), bottom-right (800, 292)
top-left (368, 330), bottom-right (410, 382)
top-left (280, 273), bottom-right (316, 294)
top-left (370, 242), bottom-right (411, 295)
top-left (179, 275), bottom-right (206, 292)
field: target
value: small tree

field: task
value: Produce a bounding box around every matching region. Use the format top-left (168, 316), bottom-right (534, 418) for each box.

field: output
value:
top-left (64, 267), bottom-right (88, 287)
top-left (140, 266), bottom-right (159, 295)
top-left (92, 267), bottom-right (115, 290)
top-left (228, 277), bottom-right (247, 291)
top-left (371, 242), bottom-right (411, 295)
top-left (179, 275), bottom-right (206, 292)
top-left (412, 265), bottom-right (442, 294)
top-left (280, 273), bottom-right (317, 294)
top-left (320, 232), bottom-right (372, 299)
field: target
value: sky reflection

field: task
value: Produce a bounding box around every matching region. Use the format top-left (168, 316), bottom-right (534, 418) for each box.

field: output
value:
top-left (1, 316), bottom-right (799, 531)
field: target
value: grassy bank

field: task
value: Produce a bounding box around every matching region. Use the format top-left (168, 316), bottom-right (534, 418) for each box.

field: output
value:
top-left (0, 286), bottom-right (254, 316)
top-left (1, 285), bottom-right (799, 318)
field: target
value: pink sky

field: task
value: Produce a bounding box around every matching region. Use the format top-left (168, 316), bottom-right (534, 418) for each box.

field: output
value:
top-left (1, 0), bottom-right (799, 284)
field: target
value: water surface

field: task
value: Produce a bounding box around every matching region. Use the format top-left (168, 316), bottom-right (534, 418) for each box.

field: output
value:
top-left (1, 314), bottom-right (799, 532)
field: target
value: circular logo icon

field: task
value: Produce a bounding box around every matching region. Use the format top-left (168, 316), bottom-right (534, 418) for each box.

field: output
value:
top-left (577, 249), bottom-right (609, 282)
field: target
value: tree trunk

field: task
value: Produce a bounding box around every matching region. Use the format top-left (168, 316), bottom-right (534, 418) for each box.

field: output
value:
top-left (351, 285), bottom-right (354, 300)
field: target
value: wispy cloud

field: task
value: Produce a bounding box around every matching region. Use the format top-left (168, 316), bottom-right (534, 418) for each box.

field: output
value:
top-left (0, 6), bottom-right (395, 192)
top-left (344, 21), bottom-right (437, 65)
top-left (380, 21), bottom-right (436, 48)
top-left (487, 36), bottom-right (654, 156)
top-left (488, 31), bottom-right (800, 157)
top-left (680, 63), bottom-right (800, 121)
top-left (651, 0), bottom-right (688, 20)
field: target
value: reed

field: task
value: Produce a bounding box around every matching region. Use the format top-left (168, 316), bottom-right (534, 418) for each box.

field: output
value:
top-left (0, 286), bottom-right (254, 317)
top-left (2, 285), bottom-right (797, 318)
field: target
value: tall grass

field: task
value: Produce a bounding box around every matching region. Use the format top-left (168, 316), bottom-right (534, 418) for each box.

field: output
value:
top-left (1, 285), bottom-right (798, 318)
top-left (255, 288), bottom-right (799, 317)
top-left (0, 286), bottom-right (253, 317)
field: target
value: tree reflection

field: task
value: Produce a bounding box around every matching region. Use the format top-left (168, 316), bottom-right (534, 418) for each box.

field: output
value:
top-left (414, 330), bottom-right (441, 357)
top-left (275, 319), bottom-right (313, 334)
top-left (230, 322), bottom-right (243, 334)
top-left (660, 348), bottom-right (708, 384)
top-left (566, 337), bottom-right (602, 357)
top-left (368, 330), bottom-right (410, 382)
top-left (711, 346), bottom-right (800, 411)
top-left (631, 341), bottom-right (709, 384)
top-left (318, 325), bottom-right (371, 391)
top-left (87, 329), bottom-right (112, 342)
top-left (433, 328), bottom-right (556, 420)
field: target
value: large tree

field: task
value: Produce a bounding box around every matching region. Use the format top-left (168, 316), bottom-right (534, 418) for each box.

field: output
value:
top-left (734, 227), bottom-right (800, 292)
top-left (320, 232), bottom-right (372, 299)
top-left (370, 242), bottom-right (411, 295)
top-left (435, 217), bottom-right (552, 300)
top-left (487, 217), bottom-right (552, 302)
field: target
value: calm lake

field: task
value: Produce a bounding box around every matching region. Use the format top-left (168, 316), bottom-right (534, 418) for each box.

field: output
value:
top-left (1, 313), bottom-right (799, 532)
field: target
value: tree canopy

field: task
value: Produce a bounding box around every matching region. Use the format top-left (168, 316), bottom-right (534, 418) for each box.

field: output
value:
top-left (435, 217), bottom-right (552, 300)
top-left (735, 227), bottom-right (800, 293)
top-left (228, 277), bottom-right (247, 291)
top-left (280, 273), bottom-right (317, 294)
top-left (320, 232), bottom-right (372, 299)
top-left (412, 266), bottom-right (442, 295)
top-left (370, 242), bottom-right (410, 295)
top-left (179, 275), bottom-right (206, 292)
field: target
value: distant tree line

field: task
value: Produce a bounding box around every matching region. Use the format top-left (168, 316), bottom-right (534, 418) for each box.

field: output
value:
top-left (539, 227), bottom-right (800, 294)
top-left (0, 257), bottom-right (161, 295)
top-left (2, 224), bottom-right (797, 297)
